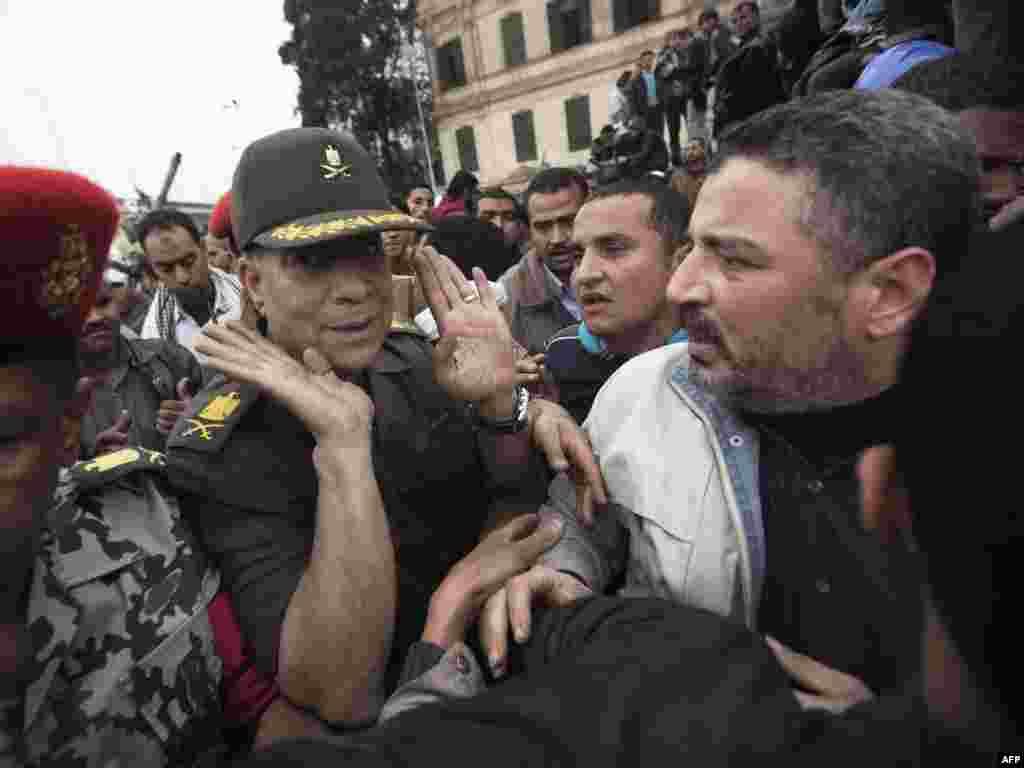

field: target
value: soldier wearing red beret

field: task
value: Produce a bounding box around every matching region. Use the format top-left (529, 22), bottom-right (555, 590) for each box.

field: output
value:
top-left (207, 192), bottom-right (238, 274)
top-left (0, 168), bottom-right (233, 766)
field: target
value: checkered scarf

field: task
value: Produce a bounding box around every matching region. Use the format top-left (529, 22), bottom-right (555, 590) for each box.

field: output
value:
top-left (154, 268), bottom-right (241, 341)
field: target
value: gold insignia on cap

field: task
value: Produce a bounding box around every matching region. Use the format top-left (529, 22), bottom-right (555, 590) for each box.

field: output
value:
top-left (198, 391), bottom-right (241, 422)
top-left (80, 447), bottom-right (142, 473)
top-left (321, 144), bottom-right (352, 180)
top-left (40, 224), bottom-right (93, 320)
top-left (269, 212), bottom-right (418, 242)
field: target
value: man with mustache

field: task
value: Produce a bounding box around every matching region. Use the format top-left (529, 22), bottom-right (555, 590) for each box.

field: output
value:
top-left (240, 221), bottom-right (1020, 767)
top-left (481, 89), bottom-right (978, 706)
top-left (164, 128), bottom-right (602, 734)
top-left (499, 168), bottom-right (588, 357)
top-left (542, 178), bottom-right (691, 424)
top-left (77, 272), bottom-right (203, 459)
top-left (138, 207), bottom-right (245, 359)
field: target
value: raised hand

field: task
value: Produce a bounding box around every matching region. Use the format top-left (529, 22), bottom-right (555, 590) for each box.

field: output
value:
top-left (412, 240), bottom-right (517, 411)
top-left (195, 320), bottom-right (373, 451)
top-left (479, 564), bottom-right (593, 678)
top-left (156, 378), bottom-right (194, 435)
top-left (528, 399), bottom-right (608, 525)
top-left (516, 353), bottom-right (546, 387)
top-left (95, 410), bottom-right (132, 455)
top-left (423, 514), bottom-right (564, 650)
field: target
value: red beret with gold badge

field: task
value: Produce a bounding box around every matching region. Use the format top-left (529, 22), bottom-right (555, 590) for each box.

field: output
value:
top-left (0, 167), bottom-right (120, 357)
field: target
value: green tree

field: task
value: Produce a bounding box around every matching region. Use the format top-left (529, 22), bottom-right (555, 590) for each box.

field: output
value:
top-left (279, 0), bottom-right (437, 193)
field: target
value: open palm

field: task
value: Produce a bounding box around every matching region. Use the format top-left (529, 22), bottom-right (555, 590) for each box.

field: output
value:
top-left (413, 244), bottom-right (517, 403)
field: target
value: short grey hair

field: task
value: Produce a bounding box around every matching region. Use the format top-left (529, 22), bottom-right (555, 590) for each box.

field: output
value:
top-left (713, 89), bottom-right (982, 278)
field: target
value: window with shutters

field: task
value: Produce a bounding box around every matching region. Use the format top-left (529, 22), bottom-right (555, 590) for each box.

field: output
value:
top-left (437, 38), bottom-right (467, 91)
top-left (512, 111), bottom-right (538, 163)
top-left (455, 126), bottom-right (479, 172)
top-left (565, 95), bottom-right (592, 152)
top-left (547, 0), bottom-right (592, 54)
top-left (501, 12), bottom-right (527, 69)
top-left (612, 0), bottom-right (659, 32)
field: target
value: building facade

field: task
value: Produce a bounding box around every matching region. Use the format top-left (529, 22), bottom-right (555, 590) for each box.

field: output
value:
top-left (417, 0), bottom-right (771, 187)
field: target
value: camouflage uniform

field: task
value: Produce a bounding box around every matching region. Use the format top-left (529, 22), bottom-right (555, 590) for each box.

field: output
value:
top-left (15, 448), bottom-right (224, 767)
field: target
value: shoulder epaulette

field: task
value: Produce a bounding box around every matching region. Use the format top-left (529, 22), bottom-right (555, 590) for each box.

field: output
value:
top-left (69, 447), bottom-right (168, 491)
top-left (166, 377), bottom-right (261, 454)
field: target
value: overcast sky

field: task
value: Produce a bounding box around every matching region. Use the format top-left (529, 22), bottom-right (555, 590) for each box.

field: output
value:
top-left (0, 0), bottom-right (301, 204)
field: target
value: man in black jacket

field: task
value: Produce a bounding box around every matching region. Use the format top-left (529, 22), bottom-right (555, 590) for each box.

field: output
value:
top-left (714, 2), bottom-right (787, 136)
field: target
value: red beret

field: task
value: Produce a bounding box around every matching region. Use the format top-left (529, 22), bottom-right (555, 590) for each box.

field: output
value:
top-left (208, 191), bottom-right (239, 255)
top-left (209, 191), bottom-right (233, 239)
top-left (0, 167), bottom-right (120, 350)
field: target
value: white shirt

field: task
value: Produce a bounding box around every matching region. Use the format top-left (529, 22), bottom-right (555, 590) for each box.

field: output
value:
top-left (140, 267), bottom-right (243, 362)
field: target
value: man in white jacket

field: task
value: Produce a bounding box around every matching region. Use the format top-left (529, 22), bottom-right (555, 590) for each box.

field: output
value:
top-left (480, 88), bottom-right (982, 703)
top-left (138, 207), bottom-right (244, 360)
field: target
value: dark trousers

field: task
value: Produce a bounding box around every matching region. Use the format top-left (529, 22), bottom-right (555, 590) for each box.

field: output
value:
top-left (663, 98), bottom-right (684, 162)
top-left (643, 104), bottom-right (664, 143)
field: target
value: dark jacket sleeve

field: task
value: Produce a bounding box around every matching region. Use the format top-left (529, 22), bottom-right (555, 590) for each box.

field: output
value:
top-left (159, 339), bottom-right (205, 393)
top-left (180, 494), bottom-right (310, 678)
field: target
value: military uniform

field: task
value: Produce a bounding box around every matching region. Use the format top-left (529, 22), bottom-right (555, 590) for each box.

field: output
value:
top-left (18, 449), bottom-right (224, 767)
top-left (165, 330), bottom-right (544, 694)
top-left (79, 335), bottom-right (203, 458)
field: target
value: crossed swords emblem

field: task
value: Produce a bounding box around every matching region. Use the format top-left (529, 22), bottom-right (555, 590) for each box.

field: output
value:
top-left (321, 145), bottom-right (352, 180)
top-left (181, 419), bottom-right (226, 441)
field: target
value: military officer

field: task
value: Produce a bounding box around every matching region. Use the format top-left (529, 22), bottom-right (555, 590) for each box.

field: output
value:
top-left (0, 167), bottom-right (227, 767)
top-left (164, 128), bottom-right (605, 735)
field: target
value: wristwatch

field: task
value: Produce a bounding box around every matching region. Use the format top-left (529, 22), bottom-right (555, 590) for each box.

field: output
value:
top-left (473, 385), bottom-right (530, 434)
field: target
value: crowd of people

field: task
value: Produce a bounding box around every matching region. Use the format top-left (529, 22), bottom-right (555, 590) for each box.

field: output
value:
top-left (2, 0), bottom-right (1021, 766)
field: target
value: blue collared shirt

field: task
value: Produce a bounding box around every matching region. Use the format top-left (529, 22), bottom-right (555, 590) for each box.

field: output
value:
top-left (561, 284), bottom-right (582, 323)
top-left (578, 322), bottom-right (688, 355)
top-left (642, 72), bottom-right (657, 106)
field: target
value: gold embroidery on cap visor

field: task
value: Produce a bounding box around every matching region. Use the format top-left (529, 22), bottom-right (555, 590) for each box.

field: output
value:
top-left (321, 144), bottom-right (352, 180)
top-left (268, 212), bottom-right (421, 243)
top-left (40, 224), bottom-right (93, 320)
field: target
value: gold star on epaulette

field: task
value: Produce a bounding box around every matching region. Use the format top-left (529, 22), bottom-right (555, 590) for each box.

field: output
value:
top-left (198, 391), bottom-right (241, 422)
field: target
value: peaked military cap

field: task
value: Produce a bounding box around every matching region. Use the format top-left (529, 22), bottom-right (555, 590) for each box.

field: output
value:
top-left (232, 127), bottom-right (431, 252)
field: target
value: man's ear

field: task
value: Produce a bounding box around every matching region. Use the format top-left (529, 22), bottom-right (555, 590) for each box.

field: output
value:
top-left (857, 247), bottom-right (936, 340)
top-left (857, 445), bottom-right (913, 548)
top-left (238, 256), bottom-right (264, 306)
